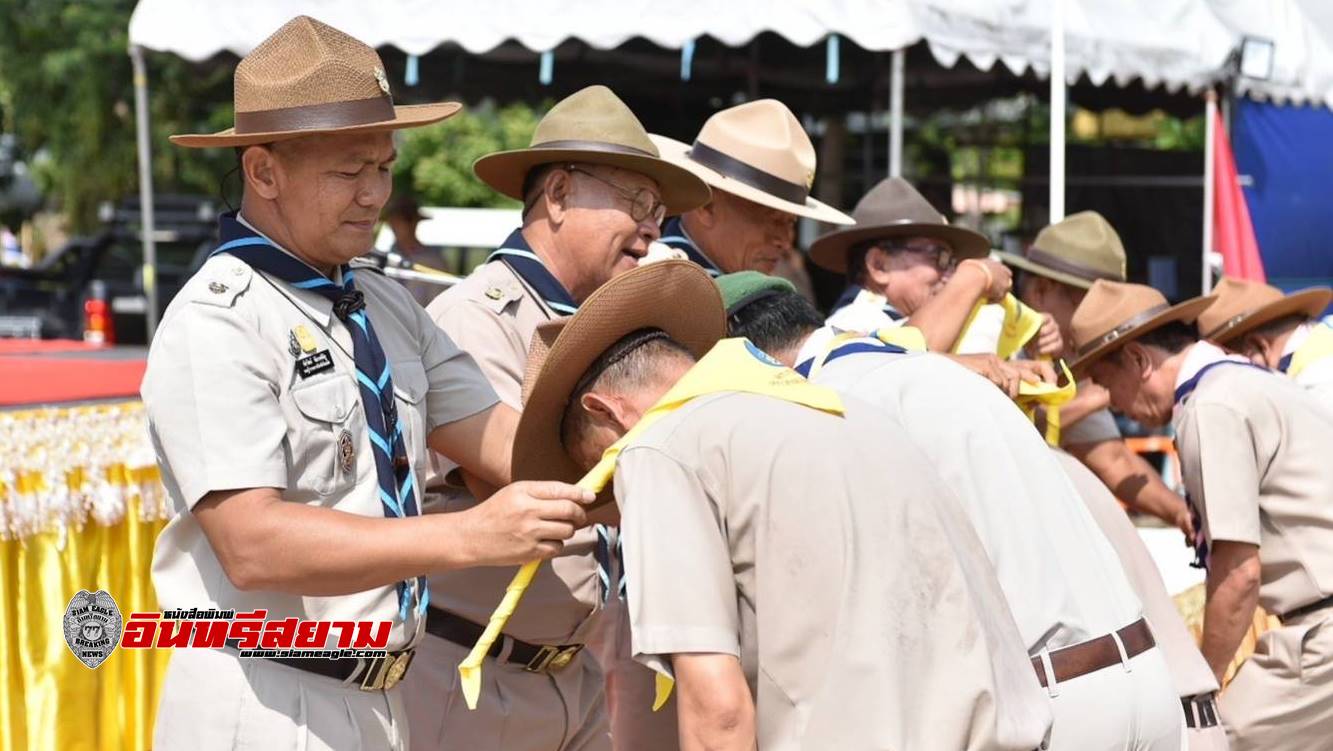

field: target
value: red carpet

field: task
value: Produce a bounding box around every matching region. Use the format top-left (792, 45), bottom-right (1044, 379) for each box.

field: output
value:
top-left (0, 340), bottom-right (146, 406)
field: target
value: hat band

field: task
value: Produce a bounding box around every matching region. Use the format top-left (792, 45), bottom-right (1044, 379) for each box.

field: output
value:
top-left (234, 95), bottom-right (396, 135)
top-left (531, 140), bottom-right (657, 158)
top-left (1078, 303), bottom-right (1172, 358)
top-left (1026, 246), bottom-right (1120, 283)
top-left (1201, 312), bottom-right (1252, 340)
top-left (688, 141), bottom-right (809, 205)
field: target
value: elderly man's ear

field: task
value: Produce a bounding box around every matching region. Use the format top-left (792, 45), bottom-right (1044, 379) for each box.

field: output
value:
top-left (579, 391), bottom-right (632, 432)
top-left (540, 169), bottom-right (573, 224)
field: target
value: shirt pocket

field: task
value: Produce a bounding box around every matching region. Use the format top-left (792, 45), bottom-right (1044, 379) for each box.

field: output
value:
top-left (391, 360), bottom-right (430, 482)
top-left (288, 374), bottom-right (363, 497)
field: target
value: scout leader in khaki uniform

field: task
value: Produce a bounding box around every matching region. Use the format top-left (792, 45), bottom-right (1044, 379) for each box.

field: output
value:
top-left (648, 98), bottom-right (853, 276)
top-left (403, 86), bottom-right (709, 751)
top-left (720, 273), bottom-right (1184, 750)
top-left (808, 177), bottom-right (1061, 356)
top-left (1196, 277), bottom-right (1333, 409)
top-left (514, 261), bottom-right (1056, 751)
top-left (1073, 280), bottom-right (1333, 750)
top-left (1000, 213), bottom-right (1198, 542)
top-left (142, 17), bottom-right (594, 751)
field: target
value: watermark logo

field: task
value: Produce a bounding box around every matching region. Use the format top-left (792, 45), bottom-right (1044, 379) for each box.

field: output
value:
top-left (63, 590), bottom-right (122, 669)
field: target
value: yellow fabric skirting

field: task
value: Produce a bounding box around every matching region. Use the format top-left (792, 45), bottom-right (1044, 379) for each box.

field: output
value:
top-left (1, 401), bottom-right (170, 750)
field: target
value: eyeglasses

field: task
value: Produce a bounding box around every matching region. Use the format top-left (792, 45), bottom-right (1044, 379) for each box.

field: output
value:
top-left (566, 166), bottom-right (667, 225)
top-left (885, 239), bottom-right (955, 271)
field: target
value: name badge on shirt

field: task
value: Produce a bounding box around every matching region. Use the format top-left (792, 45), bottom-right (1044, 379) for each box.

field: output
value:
top-left (296, 350), bottom-right (335, 379)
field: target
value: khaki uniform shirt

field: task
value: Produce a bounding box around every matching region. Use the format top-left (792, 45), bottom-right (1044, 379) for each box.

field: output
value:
top-left (616, 392), bottom-right (1053, 751)
top-left (1060, 406), bottom-right (1122, 447)
top-left (423, 260), bottom-right (603, 643)
top-left (805, 339), bottom-right (1145, 652)
top-left (143, 251), bottom-right (497, 651)
top-left (1173, 341), bottom-right (1333, 617)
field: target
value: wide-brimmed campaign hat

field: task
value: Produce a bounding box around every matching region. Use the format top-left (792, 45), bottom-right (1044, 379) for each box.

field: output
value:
top-left (473, 86), bottom-right (710, 216)
top-left (648, 100), bottom-right (853, 225)
top-left (808, 177), bottom-right (990, 273)
top-left (996, 211), bottom-right (1127, 289)
top-left (1196, 277), bottom-right (1333, 344)
top-left (512, 261), bottom-right (725, 487)
top-left (171, 16), bottom-right (461, 148)
top-left (1070, 280), bottom-right (1214, 371)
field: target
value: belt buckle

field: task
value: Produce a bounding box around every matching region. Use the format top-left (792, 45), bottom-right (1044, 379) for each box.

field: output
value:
top-left (524, 644), bottom-right (583, 673)
top-left (359, 650), bottom-right (414, 691)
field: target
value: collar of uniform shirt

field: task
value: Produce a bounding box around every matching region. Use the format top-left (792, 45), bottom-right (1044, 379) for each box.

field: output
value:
top-left (1172, 340), bottom-right (1259, 411)
top-left (484, 228), bottom-right (578, 314)
top-left (235, 212), bottom-right (345, 285)
top-left (658, 216), bottom-right (723, 277)
top-left (830, 285), bottom-right (905, 320)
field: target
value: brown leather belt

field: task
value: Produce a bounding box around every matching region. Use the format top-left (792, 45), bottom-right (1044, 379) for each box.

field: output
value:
top-left (1280, 593), bottom-right (1333, 623)
top-left (425, 607), bottom-right (584, 674)
top-left (1182, 692), bottom-right (1220, 729)
top-left (1031, 618), bottom-right (1155, 688)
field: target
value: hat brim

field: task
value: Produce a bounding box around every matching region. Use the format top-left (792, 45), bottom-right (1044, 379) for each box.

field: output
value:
top-left (169, 102), bottom-right (463, 148)
top-left (473, 147), bottom-right (711, 217)
top-left (995, 251), bottom-right (1099, 290)
top-left (1204, 287), bottom-right (1333, 343)
top-left (511, 261), bottom-right (726, 498)
top-left (649, 135), bottom-right (854, 225)
top-left (1071, 296), bottom-right (1216, 374)
top-left (808, 221), bottom-right (992, 274)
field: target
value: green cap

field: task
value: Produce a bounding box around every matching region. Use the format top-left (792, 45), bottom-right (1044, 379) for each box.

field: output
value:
top-left (715, 271), bottom-right (797, 315)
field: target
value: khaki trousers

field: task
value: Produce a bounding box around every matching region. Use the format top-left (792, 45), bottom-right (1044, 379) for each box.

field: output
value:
top-left (1044, 645), bottom-right (1184, 750)
top-left (401, 630), bottom-right (610, 750)
top-left (1220, 611), bottom-right (1333, 751)
top-left (588, 598), bottom-right (680, 751)
top-left (153, 647), bottom-right (408, 751)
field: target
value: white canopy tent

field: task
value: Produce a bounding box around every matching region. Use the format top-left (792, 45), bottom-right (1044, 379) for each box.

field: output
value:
top-left (126, 0), bottom-right (1315, 337)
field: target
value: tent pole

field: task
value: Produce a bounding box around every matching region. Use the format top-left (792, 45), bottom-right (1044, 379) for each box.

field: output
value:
top-left (131, 44), bottom-right (159, 342)
top-left (1049, 0), bottom-right (1066, 222)
top-left (889, 48), bottom-right (904, 178)
top-left (1202, 89), bottom-right (1217, 295)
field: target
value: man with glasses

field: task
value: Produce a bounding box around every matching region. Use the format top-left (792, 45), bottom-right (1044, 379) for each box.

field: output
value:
top-left (408, 86), bottom-right (709, 751)
top-left (809, 177), bottom-right (1016, 352)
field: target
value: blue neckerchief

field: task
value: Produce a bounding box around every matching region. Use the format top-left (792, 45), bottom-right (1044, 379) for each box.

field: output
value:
top-left (659, 217), bottom-right (722, 277)
top-left (794, 336), bottom-right (908, 378)
top-left (1278, 352), bottom-right (1294, 373)
top-left (485, 229), bottom-right (578, 314)
top-left (1173, 360), bottom-right (1270, 405)
top-left (485, 227), bottom-right (622, 602)
top-left (212, 212), bottom-right (427, 619)
top-left (830, 284), bottom-right (905, 321)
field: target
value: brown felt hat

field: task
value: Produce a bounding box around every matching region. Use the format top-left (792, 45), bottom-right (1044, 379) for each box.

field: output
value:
top-left (473, 86), bottom-right (711, 216)
top-left (511, 261), bottom-right (725, 491)
top-left (807, 176), bottom-right (990, 273)
top-left (1196, 277), bottom-right (1333, 344)
top-left (1070, 280), bottom-right (1215, 372)
top-left (648, 99), bottom-right (853, 225)
top-left (996, 211), bottom-right (1127, 289)
top-left (171, 16), bottom-right (460, 148)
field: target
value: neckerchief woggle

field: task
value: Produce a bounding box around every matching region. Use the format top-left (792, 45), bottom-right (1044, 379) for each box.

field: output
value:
top-left (1172, 358), bottom-right (1271, 571)
top-left (658, 217), bottom-right (723, 277)
top-left (486, 230), bottom-right (625, 603)
top-left (1280, 321), bottom-right (1333, 378)
top-left (211, 212), bottom-right (427, 620)
top-left (458, 337), bottom-right (846, 711)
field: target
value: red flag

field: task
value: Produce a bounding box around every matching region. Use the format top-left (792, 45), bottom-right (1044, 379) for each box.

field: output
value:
top-left (1212, 108), bottom-right (1266, 282)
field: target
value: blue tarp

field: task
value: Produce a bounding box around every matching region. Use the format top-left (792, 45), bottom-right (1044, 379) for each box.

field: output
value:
top-left (1232, 99), bottom-right (1333, 293)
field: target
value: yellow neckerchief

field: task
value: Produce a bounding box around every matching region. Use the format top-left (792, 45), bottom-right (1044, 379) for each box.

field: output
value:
top-left (902, 293), bottom-right (1076, 444)
top-left (1287, 322), bottom-right (1333, 379)
top-left (459, 337), bottom-right (846, 710)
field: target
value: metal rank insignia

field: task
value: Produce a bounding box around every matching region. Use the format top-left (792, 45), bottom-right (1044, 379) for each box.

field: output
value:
top-left (291, 324), bottom-right (319, 354)
top-left (208, 281), bottom-right (228, 294)
top-left (338, 429), bottom-right (355, 474)
top-left (485, 287), bottom-right (504, 300)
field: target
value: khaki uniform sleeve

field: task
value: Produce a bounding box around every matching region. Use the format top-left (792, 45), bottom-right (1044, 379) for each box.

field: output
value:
top-left (414, 303), bottom-right (500, 431)
top-left (429, 294), bottom-right (527, 410)
top-left (141, 300), bottom-right (287, 508)
top-left (1060, 407), bottom-right (1121, 447)
top-left (616, 446), bottom-right (739, 679)
top-left (1183, 402), bottom-right (1263, 546)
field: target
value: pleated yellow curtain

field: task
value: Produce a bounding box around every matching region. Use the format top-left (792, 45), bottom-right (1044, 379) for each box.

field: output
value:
top-left (0, 493), bottom-right (169, 751)
top-left (1, 402), bottom-right (170, 751)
